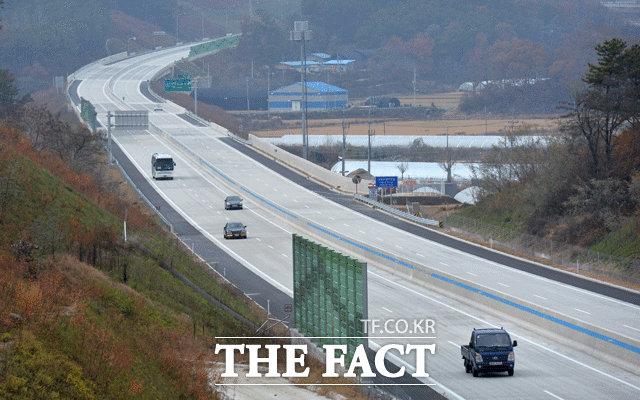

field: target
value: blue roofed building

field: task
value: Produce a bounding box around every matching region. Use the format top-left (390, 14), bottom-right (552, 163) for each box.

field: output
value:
top-left (268, 82), bottom-right (348, 113)
top-left (308, 53), bottom-right (332, 62)
top-left (276, 61), bottom-right (322, 73)
top-left (323, 59), bottom-right (356, 72)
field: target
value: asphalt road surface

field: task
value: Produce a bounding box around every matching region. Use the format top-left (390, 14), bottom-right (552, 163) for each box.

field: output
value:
top-left (70, 42), bottom-right (640, 400)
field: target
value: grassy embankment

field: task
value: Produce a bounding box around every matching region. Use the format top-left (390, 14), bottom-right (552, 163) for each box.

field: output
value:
top-left (452, 185), bottom-right (640, 285)
top-left (0, 125), bottom-right (262, 399)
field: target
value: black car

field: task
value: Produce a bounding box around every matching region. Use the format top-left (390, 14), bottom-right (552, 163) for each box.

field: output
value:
top-left (224, 195), bottom-right (243, 210)
top-left (223, 222), bottom-right (247, 239)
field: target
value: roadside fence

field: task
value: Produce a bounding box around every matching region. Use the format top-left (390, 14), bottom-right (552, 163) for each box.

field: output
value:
top-left (443, 214), bottom-right (640, 285)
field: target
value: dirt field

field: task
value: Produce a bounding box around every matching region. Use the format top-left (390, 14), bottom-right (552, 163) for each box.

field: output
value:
top-left (258, 117), bottom-right (559, 137)
top-left (253, 92), bottom-right (561, 138)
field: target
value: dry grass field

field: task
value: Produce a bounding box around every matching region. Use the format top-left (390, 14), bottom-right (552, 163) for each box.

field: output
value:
top-left (253, 92), bottom-right (561, 138)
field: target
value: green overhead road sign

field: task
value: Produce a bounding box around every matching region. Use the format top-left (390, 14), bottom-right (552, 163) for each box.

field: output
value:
top-left (164, 75), bottom-right (191, 92)
top-left (80, 97), bottom-right (98, 132)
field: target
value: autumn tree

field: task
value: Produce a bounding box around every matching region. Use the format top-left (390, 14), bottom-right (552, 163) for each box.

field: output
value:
top-left (235, 10), bottom-right (288, 67)
top-left (464, 33), bottom-right (490, 81)
top-left (406, 33), bottom-right (435, 74)
top-left (612, 126), bottom-right (640, 180)
top-left (486, 24), bottom-right (547, 80)
top-left (369, 33), bottom-right (435, 85)
top-left (20, 105), bottom-right (104, 172)
top-left (549, 28), bottom-right (601, 85)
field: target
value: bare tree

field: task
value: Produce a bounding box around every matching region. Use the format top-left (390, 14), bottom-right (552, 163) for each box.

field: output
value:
top-left (21, 105), bottom-right (105, 171)
top-left (397, 162), bottom-right (409, 180)
top-left (560, 89), bottom-right (627, 179)
top-left (408, 138), bottom-right (436, 162)
top-left (471, 132), bottom-right (550, 195)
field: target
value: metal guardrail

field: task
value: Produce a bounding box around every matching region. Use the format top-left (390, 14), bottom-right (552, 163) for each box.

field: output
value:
top-left (354, 194), bottom-right (441, 227)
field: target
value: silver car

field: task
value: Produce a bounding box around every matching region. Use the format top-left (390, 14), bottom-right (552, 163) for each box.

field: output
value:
top-left (224, 195), bottom-right (243, 210)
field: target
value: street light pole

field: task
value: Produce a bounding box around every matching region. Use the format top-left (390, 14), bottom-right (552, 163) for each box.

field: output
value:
top-left (342, 110), bottom-right (347, 176)
top-left (127, 36), bottom-right (136, 56)
top-left (152, 31), bottom-right (165, 50)
top-left (290, 21), bottom-right (311, 160)
top-left (367, 108), bottom-right (372, 173)
top-left (246, 77), bottom-right (250, 111)
top-left (194, 79), bottom-right (198, 117)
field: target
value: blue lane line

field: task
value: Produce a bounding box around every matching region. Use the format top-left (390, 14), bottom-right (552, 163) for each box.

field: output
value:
top-left (307, 218), bottom-right (640, 354)
top-left (198, 157), bottom-right (236, 185)
top-left (306, 222), bottom-right (415, 270)
top-left (161, 128), bottom-right (639, 355)
top-left (240, 187), bottom-right (298, 219)
top-left (163, 132), bottom-right (297, 218)
top-left (431, 273), bottom-right (640, 355)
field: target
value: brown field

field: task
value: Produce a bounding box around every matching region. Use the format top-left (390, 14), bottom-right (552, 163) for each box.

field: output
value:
top-left (253, 92), bottom-right (561, 138)
top-left (255, 118), bottom-right (559, 138)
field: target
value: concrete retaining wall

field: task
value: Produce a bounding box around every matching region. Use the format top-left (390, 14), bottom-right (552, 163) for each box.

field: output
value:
top-left (248, 134), bottom-right (370, 195)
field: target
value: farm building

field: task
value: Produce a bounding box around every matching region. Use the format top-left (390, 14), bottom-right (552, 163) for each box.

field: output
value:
top-left (268, 82), bottom-right (348, 113)
top-left (277, 61), bottom-right (323, 73)
top-left (323, 59), bottom-right (356, 72)
top-left (308, 53), bottom-right (332, 62)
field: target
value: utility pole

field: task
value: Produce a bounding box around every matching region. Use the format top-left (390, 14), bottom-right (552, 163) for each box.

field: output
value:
top-left (194, 79), bottom-right (198, 117)
top-left (291, 21), bottom-right (312, 160)
top-left (383, 109), bottom-right (386, 135)
top-left (413, 66), bottom-right (417, 107)
top-left (342, 110), bottom-right (348, 176)
top-left (246, 77), bottom-right (250, 111)
top-left (107, 111), bottom-right (113, 166)
top-left (368, 108), bottom-right (372, 173)
top-left (446, 127), bottom-right (452, 183)
top-left (485, 106), bottom-right (488, 135)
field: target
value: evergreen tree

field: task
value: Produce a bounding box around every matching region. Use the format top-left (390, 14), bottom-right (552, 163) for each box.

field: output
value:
top-left (0, 69), bottom-right (32, 121)
top-left (563, 39), bottom-right (640, 178)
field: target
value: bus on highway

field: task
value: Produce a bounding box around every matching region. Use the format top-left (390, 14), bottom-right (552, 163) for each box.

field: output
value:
top-left (151, 153), bottom-right (176, 180)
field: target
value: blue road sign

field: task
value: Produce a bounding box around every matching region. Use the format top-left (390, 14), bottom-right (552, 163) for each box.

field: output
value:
top-left (375, 176), bottom-right (398, 188)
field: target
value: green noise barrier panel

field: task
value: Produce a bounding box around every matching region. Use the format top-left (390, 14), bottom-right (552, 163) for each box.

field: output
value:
top-left (293, 234), bottom-right (368, 364)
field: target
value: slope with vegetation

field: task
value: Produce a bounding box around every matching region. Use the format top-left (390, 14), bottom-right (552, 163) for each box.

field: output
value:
top-left (460, 39), bottom-right (640, 277)
top-left (0, 95), bottom-right (263, 398)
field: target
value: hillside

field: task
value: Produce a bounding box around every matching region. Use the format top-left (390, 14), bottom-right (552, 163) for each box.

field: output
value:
top-left (0, 123), bottom-right (261, 398)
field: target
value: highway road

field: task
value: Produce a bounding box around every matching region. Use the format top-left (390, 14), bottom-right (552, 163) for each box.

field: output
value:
top-left (70, 41), bottom-right (640, 400)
